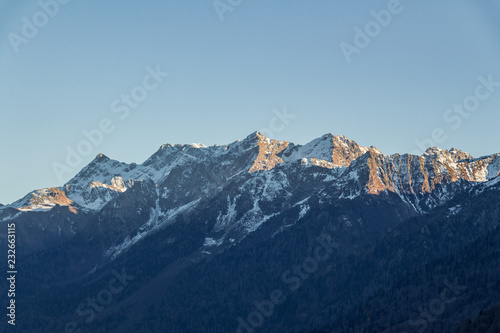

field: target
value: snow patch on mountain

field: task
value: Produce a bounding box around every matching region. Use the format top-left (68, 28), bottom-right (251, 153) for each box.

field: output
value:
top-left (203, 237), bottom-right (224, 247)
top-left (105, 197), bottom-right (200, 260)
top-left (215, 195), bottom-right (240, 232)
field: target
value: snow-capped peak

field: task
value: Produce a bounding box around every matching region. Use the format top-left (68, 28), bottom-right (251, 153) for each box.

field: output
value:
top-left (423, 146), bottom-right (473, 163)
top-left (5, 131), bottom-right (500, 216)
top-left (190, 143), bottom-right (207, 149)
top-left (280, 133), bottom-right (380, 167)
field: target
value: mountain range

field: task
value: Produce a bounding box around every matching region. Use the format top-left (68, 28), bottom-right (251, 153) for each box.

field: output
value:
top-left (1, 131), bottom-right (499, 333)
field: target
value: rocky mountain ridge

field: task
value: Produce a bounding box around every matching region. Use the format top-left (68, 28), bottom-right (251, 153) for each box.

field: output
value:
top-left (1, 131), bottom-right (500, 333)
top-left (4, 131), bottom-right (499, 216)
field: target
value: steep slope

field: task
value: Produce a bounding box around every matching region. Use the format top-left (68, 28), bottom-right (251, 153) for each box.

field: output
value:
top-left (1, 131), bottom-right (500, 333)
top-left (306, 178), bottom-right (500, 333)
top-left (15, 161), bottom-right (497, 333)
top-left (4, 132), bottom-right (500, 216)
top-left (2, 132), bottom-right (500, 257)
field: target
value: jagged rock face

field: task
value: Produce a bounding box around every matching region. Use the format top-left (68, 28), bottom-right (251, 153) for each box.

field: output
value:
top-left (333, 148), bottom-right (500, 211)
top-left (342, 151), bottom-right (454, 196)
top-left (7, 132), bottom-right (499, 216)
top-left (328, 134), bottom-right (380, 166)
top-left (248, 132), bottom-right (289, 172)
top-left (91, 176), bottom-right (128, 192)
top-left (279, 133), bottom-right (381, 167)
top-left (12, 187), bottom-right (77, 213)
top-left (424, 146), bottom-right (473, 163)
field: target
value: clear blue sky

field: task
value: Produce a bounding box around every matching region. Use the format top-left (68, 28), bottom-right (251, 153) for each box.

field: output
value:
top-left (1, 0), bottom-right (499, 204)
